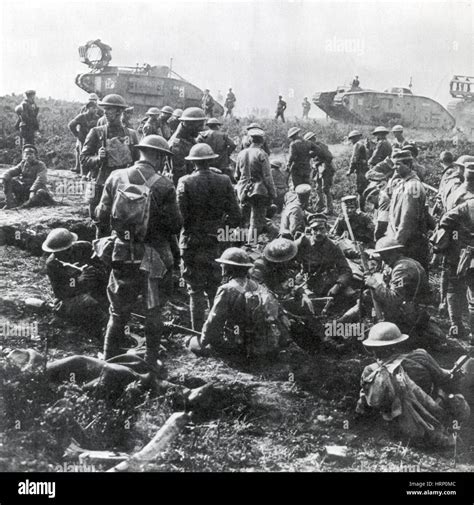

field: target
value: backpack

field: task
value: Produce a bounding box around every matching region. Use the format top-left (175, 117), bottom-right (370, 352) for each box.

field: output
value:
top-left (313, 141), bottom-right (333, 162)
top-left (111, 167), bottom-right (160, 242)
top-left (237, 281), bottom-right (290, 357)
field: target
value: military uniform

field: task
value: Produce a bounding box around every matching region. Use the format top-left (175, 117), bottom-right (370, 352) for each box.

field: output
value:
top-left (142, 117), bottom-right (161, 137)
top-left (3, 159), bottom-right (53, 208)
top-left (236, 144), bottom-right (276, 238)
top-left (225, 91), bottom-right (236, 117)
top-left (46, 241), bottom-right (107, 330)
top-left (96, 160), bottom-right (182, 359)
top-left (288, 138), bottom-right (312, 187)
top-left (296, 235), bottom-right (353, 297)
top-left (201, 94), bottom-right (215, 117)
top-left (280, 192), bottom-right (307, 238)
top-left (16, 99), bottom-right (39, 145)
top-left (239, 134), bottom-right (270, 156)
top-left (368, 139), bottom-right (392, 167)
top-left (168, 127), bottom-right (196, 186)
top-left (81, 123), bottom-right (139, 231)
top-left (275, 98), bottom-right (287, 122)
top-left (271, 164), bottom-right (289, 211)
top-left (177, 167), bottom-right (241, 331)
top-left (197, 129), bottom-right (236, 175)
top-left (348, 139), bottom-right (369, 210)
top-left (302, 99), bottom-right (311, 119)
top-left (158, 117), bottom-right (172, 141)
top-left (310, 143), bottom-right (335, 214)
top-left (332, 211), bottom-right (375, 247)
top-left (387, 172), bottom-right (429, 270)
top-left (68, 110), bottom-right (102, 175)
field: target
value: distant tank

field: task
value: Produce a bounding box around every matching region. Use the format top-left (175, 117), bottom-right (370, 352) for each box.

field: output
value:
top-left (75, 39), bottom-right (224, 116)
top-left (313, 84), bottom-right (455, 130)
top-left (447, 75), bottom-right (474, 138)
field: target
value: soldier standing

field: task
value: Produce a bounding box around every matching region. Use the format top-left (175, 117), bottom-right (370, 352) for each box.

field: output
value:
top-left (201, 89), bottom-right (215, 117)
top-left (142, 108), bottom-right (162, 136)
top-left (158, 106), bottom-right (173, 140)
top-left (275, 95), bottom-right (287, 122)
top-left (177, 143), bottom-right (241, 331)
top-left (80, 94), bottom-right (139, 236)
top-left (168, 107), bottom-right (207, 186)
top-left (302, 97), bottom-right (311, 119)
top-left (240, 123), bottom-right (270, 155)
top-left (197, 118), bottom-right (236, 178)
top-left (391, 125), bottom-right (406, 149)
top-left (15, 90), bottom-right (39, 147)
top-left (368, 126), bottom-right (392, 167)
top-left (270, 160), bottom-right (289, 211)
top-left (121, 107), bottom-right (134, 129)
top-left (225, 88), bottom-right (236, 117)
top-left (236, 128), bottom-right (276, 241)
top-left (287, 127), bottom-right (312, 187)
top-left (95, 135), bottom-right (182, 363)
top-left (347, 130), bottom-right (369, 211)
top-left (168, 108), bottom-right (183, 135)
top-left (68, 100), bottom-right (102, 175)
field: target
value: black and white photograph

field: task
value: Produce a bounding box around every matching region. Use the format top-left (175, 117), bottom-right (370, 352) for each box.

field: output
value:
top-left (0, 0), bottom-right (474, 503)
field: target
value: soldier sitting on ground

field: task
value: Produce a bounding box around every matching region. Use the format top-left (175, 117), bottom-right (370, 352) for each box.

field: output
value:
top-left (280, 184), bottom-right (312, 239)
top-left (2, 144), bottom-right (55, 209)
top-left (187, 248), bottom-right (290, 360)
top-left (331, 195), bottom-right (375, 248)
top-left (356, 322), bottom-right (470, 448)
top-left (42, 228), bottom-right (108, 337)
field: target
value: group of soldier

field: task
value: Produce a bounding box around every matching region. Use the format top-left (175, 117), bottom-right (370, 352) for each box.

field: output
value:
top-left (4, 87), bottom-right (474, 449)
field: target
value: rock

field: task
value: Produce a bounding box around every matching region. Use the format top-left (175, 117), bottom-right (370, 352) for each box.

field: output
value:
top-left (324, 445), bottom-right (352, 463)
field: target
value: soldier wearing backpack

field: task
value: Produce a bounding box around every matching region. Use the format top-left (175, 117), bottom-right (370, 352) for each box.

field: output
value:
top-left (187, 248), bottom-right (290, 358)
top-left (95, 135), bottom-right (182, 364)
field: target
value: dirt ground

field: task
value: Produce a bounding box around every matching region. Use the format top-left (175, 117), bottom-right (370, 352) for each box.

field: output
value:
top-left (1, 156), bottom-right (474, 473)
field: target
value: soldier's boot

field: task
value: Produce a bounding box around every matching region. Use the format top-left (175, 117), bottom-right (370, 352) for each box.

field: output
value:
top-left (144, 313), bottom-right (163, 367)
top-left (103, 314), bottom-right (127, 360)
top-left (190, 292), bottom-right (207, 332)
top-left (446, 293), bottom-right (466, 340)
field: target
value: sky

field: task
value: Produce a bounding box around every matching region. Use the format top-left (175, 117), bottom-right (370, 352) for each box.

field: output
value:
top-left (0, 0), bottom-right (472, 117)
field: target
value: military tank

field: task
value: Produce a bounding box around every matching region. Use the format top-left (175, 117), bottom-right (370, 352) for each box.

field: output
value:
top-left (447, 75), bottom-right (474, 138)
top-left (313, 84), bottom-right (455, 129)
top-left (75, 39), bottom-right (224, 116)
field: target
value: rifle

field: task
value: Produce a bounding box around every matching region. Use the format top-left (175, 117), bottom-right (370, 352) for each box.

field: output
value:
top-left (163, 320), bottom-right (201, 336)
top-left (341, 202), bottom-right (384, 321)
top-left (449, 348), bottom-right (474, 380)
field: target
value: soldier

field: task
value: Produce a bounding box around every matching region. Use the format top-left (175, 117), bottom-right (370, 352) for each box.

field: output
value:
top-left (304, 132), bottom-right (335, 215)
top-left (95, 135), bottom-right (181, 363)
top-left (225, 88), bottom-right (236, 117)
top-left (351, 76), bottom-right (360, 90)
top-left (435, 151), bottom-right (458, 215)
top-left (295, 214), bottom-right (353, 302)
top-left (158, 106), bottom-right (174, 140)
top-left (302, 97), bottom-right (311, 119)
top-left (168, 107), bottom-right (207, 186)
top-left (42, 228), bottom-right (107, 336)
top-left (439, 185), bottom-right (474, 341)
top-left (236, 128), bottom-right (276, 241)
top-left (447, 156), bottom-right (474, 210)
top-left (391, 125), bottom-right (406, 149)
top-left (79, 93), bottom-right (104, 116)
top-left (15, 90), bottom-right (39, 146)
top-left (240, 123), bottom-right (271, 155)
top-left (2, 144), bottom-right (55, 209)
top-left (280, 184), bottom-right (312, 239)
top-left (363, 164), bottom-right (393, 240)
top-left (357, 322), bottom-right (469, 448)
top-left (187, 248), bottom-right (289, 359)
top-left (332, 195), bottom-right (375, 247)
top-left (403, 142), bottom-right (426, 181)
top-left (364, 237), bottom-right (434, 343)
top-left (80, 94), bottom-right (139, 235)
top-left (168, 108), bottom-right (183, 135)
top-left (368, 126), bottom-right (392, 167)
top-left (121, 107), bottom-right (134, 129)
top-left (197, 117), bottom-right (236, 178)
top-left (275, 95), bottom-right (287, 122)
top-left (177, 143), bottom-right (241, 332)
top-left (346, 130), bottom-right (369, 211)
top-left (287, 127), bottom-right (312, 187)
top-left (142, 107), bottom-right (162, 136)
top-left (270, 160), bottom-right (289, 211)
top-left (68, 100), bottom-right (102, 175)
top-left (386, 149), bottom-right (430, 270)
top-left (201, 89), bottom-right (215, 117)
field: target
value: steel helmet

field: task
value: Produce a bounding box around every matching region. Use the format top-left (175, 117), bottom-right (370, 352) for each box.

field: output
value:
top-left (42, 228), bottom-right (78, 253)
top-left (247, 128), bottom-right (265, 138)
top-left (391, 125), bottom-right (404, 133)
top-left (160, 106), bottom-right (174, 115)
top-left (179, 107), bottom-right (206, 122)
top-left (439, 151), bottom-right (454, 163)
top-left (88, 93), bottom-right (99, 102)
top-left (98, 94), bottom-right (128, 109)
top-left (246, 122), bottom-right (262, 130)
top-left (374, 236), bottom-right (404, 253)
top-left (172, 108), bottom-right (183, 118)
top-left (185, 143), bottom-right (218, 161)
top-left (206, 117), bottom-right (222, 126)
top-left (403, 142), bottom-right (419, 157)
top-left (454, 155), bottom-right (474, 167)
top-left (25, 89), bottom-right (36, 96)
top-left (348, 130), bottom-right (362, 139)
top-left (288, 127), bottom-right (301, 139)
top-left (263, 238), bottom-right (298, 263)
top-left (146, 107), bottom-right (161, 116)
top-left (372, 126), bottom-right (389, 135)
top-left (295, 184), bottom-right (312, 195)
top-left (215, 247), bottom-right (253, 267)
top-left (135, 135), bottom-right (172, 155)
top-left (363, 322), bottom-right (409, 347)
top-left (391, 149), bottom-right (413, 162)
top-left (303, 132), bottom-right (316, 141)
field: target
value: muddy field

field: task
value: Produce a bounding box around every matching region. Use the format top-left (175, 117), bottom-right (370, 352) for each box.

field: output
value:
top-left (1, 114), bottom-right (474, 473)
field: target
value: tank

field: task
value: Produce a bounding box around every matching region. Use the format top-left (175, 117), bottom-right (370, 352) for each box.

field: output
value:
top-left (313, 84), bottom-right (455, 130)
top-left (447, 75), bottom-right (474, 138)
top-left (75, 40), bottom-right (224, 116)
